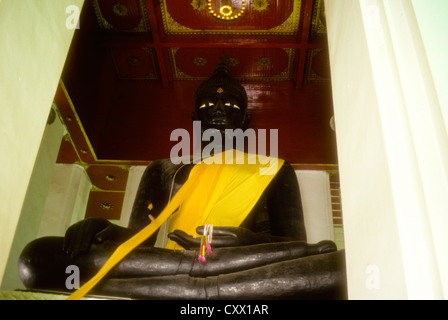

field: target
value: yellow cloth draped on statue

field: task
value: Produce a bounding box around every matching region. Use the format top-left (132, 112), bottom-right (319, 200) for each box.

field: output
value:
top-left (166, 149), bottom-right (284, 249)
top-left (67, 149), bottom-right (284, 300)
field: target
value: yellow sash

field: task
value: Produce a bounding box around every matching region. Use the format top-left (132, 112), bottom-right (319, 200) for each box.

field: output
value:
top-left (166, 150), bottom-right (283, 249)
top-left (67, 150), bottom-right (283, 300)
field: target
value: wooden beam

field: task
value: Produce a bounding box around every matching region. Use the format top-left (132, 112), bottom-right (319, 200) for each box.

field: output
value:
top-left (145, 0), bottom-right (169, 88)
top-left (98, 35), bottom-right (321, 50)
top-left (295, 0), bottom-right (315, 88)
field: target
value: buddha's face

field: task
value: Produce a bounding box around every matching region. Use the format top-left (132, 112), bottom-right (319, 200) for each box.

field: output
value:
top-left (194, 88), bottom-right (249, 132)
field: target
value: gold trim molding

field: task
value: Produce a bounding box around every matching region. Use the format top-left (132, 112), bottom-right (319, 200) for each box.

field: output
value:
top-left (310, 0), bottom-right (327, 37)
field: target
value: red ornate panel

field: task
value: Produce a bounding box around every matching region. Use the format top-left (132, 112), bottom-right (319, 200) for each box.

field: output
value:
top-left (161, 0), bottom-right (301, 35)
top-left (94, 0), bottom-right (150, 32)
top-left (170, 47), bottom-right (293, 80)
top-left (112, 47), bottom-right (158, 80)
top-left (86, 165), bottom-right (129, 191)
top-left (85, 191), bottom-right (125, 220)
top-left (305, 48), bottom-right (330, 82)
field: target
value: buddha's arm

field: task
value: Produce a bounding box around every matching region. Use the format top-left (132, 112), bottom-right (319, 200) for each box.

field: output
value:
top-left (128, 160), bottom-right (171, 233)
top-left (64, 161), bottom-right (173, 257)
top-left (265, 161), bottom-right (307, 241)
top-left (63, 218), bottom-right (134, 258)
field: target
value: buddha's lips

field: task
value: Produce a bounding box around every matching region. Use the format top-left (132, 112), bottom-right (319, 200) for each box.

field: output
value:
top-left (209, 119), bottom-right (229, 125)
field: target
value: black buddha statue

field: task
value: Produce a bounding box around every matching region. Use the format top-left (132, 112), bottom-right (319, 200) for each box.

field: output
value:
top-left (18, 58), bottom-right (347, 300)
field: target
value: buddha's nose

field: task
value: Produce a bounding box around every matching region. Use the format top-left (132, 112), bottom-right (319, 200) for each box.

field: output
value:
top-left (213, 100), bottom-right (226, 115)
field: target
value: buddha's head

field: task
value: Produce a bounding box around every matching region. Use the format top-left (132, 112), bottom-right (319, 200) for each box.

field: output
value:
top-left (193, 57), bottom-right (249, 133)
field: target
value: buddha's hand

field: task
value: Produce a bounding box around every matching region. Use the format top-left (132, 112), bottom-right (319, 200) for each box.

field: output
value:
top-left (63, 218), bottom-right (132, 257)
top-left (168, 226), bottom-right (274, 250)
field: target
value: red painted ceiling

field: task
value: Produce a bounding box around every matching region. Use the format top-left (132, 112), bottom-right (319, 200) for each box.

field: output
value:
top-left (54, 0), bottom-right (338, 219)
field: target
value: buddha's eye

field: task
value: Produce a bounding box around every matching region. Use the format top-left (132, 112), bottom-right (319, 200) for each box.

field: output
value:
top-left (199, 102), bottom-right (214, 109)
top-left (225, 102), bottom-right (240, 110)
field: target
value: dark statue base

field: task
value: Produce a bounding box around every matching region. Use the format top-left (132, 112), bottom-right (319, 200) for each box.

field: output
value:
top-left (18, 236), bottom-right (346, 300)
top-left (93, 250), bottom-right (347, 300)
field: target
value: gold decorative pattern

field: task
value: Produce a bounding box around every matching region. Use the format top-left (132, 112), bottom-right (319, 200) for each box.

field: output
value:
top-left (126, 56), bottom-right (141, 67)
top-left (63, 134), bottom-right (72, 142)
top-left (310, 0), bottom-right (327, 37)
top-left (267, 1), bottom-right (300, 34)
top-left (58, 82), bottom-right (98, 162)
top-left (100, 202), bottom-right (114, 210)
top-left (226, 57), bottom-right (240, 67)
top-left (164, 12), bottom-right (195, 33)
top-left (112, 48), bottom-right (159, 80)
top-left (93, 0), bottom-right (151, 32)
top-left (305, 49), bottom-right (330, 82)
top-left (207, 0), bottom-right (246, 21)
top-left (160, 0), bottom-right (301, 36)
top-left (257, 56), bottom-right (272, 67)
top-left (112, 3), bottom-right (129, 16)
top-left (193, 56), bottom-right (208, 66)
top-left (190, 0), bottom-right (208, 11)
top-left (252, 0), bottom-right (270, 11)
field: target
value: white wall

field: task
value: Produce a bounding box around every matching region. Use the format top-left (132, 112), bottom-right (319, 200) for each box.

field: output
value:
top-left (0, 0), bottom-right (84, 287)
top-left (37, 164), bottom-right (91, 238)
top-left (325, 0), bottom-right (448, 299)
top-left (1, 109), bottom-right (65, 289)
top-left (296, 171), bottom-right (334, 244)
top-left (411, 0), bottom-right (448, 132)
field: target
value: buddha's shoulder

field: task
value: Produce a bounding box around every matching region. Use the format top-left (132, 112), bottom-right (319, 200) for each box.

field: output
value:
top-left (143, 158), bottom-right (194, 179)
